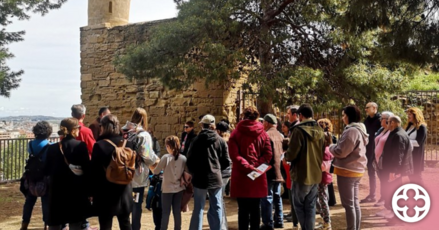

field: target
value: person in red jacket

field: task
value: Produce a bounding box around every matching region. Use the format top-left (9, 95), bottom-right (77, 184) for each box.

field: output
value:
top-left (71, 104), bottom-right (96, 159)
top-left (228, 106), bottom-right (273, 230)
top-left (71, 104), bottom-right (97, 230)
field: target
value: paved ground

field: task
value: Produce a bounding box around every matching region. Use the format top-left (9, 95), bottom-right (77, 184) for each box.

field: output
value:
top-left (1, 167), bottom-right (438, 230)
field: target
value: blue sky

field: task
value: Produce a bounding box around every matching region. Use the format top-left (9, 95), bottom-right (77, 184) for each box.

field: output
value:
top-left (0, 0), bottom-right (178, 117)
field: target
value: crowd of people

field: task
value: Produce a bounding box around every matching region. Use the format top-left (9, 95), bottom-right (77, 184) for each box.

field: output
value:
top-left (18, 102), bottom-right (427, 230)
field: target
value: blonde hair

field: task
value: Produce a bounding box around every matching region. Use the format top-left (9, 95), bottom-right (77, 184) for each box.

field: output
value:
top-left (405, 107), bottom-right (427, 130)
top-left (58, 118), bottom-right (79, 136)
top-left (317, 118), bottom-right (333, 133)
top-left (131, 108), bottom-right (148, 130)
top-left (165, 135), bottom-right (181, 160)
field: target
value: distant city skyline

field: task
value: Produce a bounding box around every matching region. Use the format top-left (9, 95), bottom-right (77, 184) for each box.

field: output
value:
top-left (0, 0), bottom-right (178, 117)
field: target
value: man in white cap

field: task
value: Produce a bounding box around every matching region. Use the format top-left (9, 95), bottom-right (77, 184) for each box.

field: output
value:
top-left (187, 114), bottom-right (231, 230)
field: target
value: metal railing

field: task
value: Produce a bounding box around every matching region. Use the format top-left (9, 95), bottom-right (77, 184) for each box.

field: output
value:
top-left (404, 91), bottom-right (439, 166)
top-left (0, 137), bottom-right (59, 183)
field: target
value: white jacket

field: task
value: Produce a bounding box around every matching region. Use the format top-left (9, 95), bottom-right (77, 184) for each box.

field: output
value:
top-left (131, 129), bottom-right (159, 188)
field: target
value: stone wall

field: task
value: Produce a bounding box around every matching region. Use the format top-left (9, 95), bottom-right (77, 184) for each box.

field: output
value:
top-left (80, 20), bottom-right (246, 154)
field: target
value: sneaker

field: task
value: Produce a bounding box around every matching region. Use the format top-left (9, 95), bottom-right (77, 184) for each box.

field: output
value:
top-left (273, 223), bottom-right (284, 229)
top-left (314, 222), bottom-right (323, 229)
top-left (284, 212), bottom-right (292, 218)
top-left (322, 223), bottom-right (332, 230)
top-left (284, 215), bottom-right (293, 222)
top-left (376, 209), bottom-right (392, 217)
top-left (360, 196), bottom-right (376, 203)
top-left (384, 211), bottom-right (395, 219)
top-left (374, 199), bottom-right (385, 207)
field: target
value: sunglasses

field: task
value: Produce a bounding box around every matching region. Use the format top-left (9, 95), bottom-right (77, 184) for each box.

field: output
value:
top-left (184, 126), bottom-right (190, 129)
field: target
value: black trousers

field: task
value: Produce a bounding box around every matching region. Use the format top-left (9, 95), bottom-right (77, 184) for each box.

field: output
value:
top-left (327, 182), bottom-right (337, 206)
top-left (98, 213), bottom-right (131, 230)
top-left (237, 198), bottom-right (261, 230)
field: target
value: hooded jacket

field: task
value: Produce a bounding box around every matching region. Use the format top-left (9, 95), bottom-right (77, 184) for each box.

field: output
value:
top-left (329, 122), bottom-right (369, 174)
top-left (186, 129), bottom-right (231, 189)
top-left (228, 119), bottom-right (273, 198)
top-left (285, 119), bottom-right (325, 185)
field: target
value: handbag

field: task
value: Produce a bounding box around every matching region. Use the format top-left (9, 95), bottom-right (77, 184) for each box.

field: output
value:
top-left (59, 143), bottom-right (83, 176)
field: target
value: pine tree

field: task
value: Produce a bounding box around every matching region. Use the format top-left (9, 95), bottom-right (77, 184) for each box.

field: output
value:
top-left (115, 0), bottom-right (439, 113)
top-left (0, 0), bottom-right (67, 97)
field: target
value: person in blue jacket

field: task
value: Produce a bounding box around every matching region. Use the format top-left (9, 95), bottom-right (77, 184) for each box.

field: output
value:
top-left (20, 121), bottom-right (53, 230)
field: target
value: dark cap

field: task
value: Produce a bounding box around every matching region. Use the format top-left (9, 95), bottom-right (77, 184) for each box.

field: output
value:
top-left (264, 114), bottom-right (277, 124)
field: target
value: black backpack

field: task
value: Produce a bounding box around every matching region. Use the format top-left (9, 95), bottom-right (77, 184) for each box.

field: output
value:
top-left (24, 142), bottom-right (50, 196)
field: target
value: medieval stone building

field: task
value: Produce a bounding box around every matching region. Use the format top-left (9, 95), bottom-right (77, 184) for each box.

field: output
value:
top-left (81, 0), bottom-right (249, 152)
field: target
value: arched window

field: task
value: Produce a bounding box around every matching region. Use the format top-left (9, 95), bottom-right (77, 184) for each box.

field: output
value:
top-left (109, 1), bottom-right (113, 13)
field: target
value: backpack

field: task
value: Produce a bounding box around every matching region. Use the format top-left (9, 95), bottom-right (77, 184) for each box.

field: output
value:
top-left (104, 139), bottom-right (136, 185)
top-left (24, 141), bottom-right (50, 197)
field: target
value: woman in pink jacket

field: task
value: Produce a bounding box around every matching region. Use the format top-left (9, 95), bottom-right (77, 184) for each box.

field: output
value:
top-left (228, 106), bottom-right (273, 230)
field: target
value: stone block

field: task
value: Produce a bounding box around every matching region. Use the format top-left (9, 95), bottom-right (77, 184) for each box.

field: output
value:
top-left (149, 91), bottom-right (160, 99)
top-left (150, 107), bottom-right (165, 116)
top-left (155, 124), bottom-right (171, 132)
top-left (126, 85), bottom-right (138, 93)
top-left (145, 99), bottom-right (157, 106)
top-left (99, 80), bottom-right (110, 87)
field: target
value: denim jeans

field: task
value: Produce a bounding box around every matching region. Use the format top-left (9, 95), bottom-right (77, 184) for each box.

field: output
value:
top-left (292, 182), bottom-right (318, 230)
top-left (288, 188), bottom-right (299, 226)
top-left (189, 187), bottom-right (222, 230)
top-left (161, 191), bottom-right (184, 230)
top-left (221, 178), bottom-right (229, 230)
top-left (132, 187), bottom-right (145, 230)
top-left (261, 181), bottom-right (283, 227)
top-left (337, 176), bottom-right (362, 230)
top-left (22, 193), bottom-right (48, 223)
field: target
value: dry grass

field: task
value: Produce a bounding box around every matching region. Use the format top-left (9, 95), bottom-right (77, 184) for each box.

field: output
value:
top-left (2, 168), bottom-right (438, 230)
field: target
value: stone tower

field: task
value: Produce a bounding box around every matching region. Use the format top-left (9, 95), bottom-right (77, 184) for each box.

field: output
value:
top-left (88, 0), bottom-right (131, 27)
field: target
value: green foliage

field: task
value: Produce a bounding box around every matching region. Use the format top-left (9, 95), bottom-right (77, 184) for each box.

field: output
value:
top-left (115, 0), bottom-right (439, 111)
top-left (406, 72), bottom-right (439, 91)
top-left (0, 0), bottom-right (67, 97)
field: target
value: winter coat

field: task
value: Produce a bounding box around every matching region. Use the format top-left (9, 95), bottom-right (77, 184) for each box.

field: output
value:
top-left (382, 127), bottom-right (414, 176)
top-left (285, 119), bottom-right (325, 185)
top-left (180, 130), bottom-right (197, 156)
top-left (321, 147), bottom-right (334, 184)
top-left (364, 113), bottom-right (381, 161)
top-left (405, 124), bottom-right (427, 174)
top-left (186, 129), bottom-right (231, 189)
top-left (44, 135), bottom-right (91, 226)
top-left (329, 122), bottom-right (369, 174)
top-left (228, 119), bottom-right (273, 198)
top-left (90, 135), bottom-right (134, 217)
